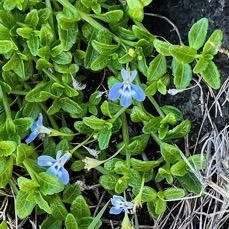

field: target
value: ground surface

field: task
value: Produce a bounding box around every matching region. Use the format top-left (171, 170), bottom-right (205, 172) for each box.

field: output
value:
top-left (141, 0), bottom-right (229, 228)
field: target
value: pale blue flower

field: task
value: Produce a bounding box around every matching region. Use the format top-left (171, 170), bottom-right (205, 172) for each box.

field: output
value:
top-left (38, 150), bottom-right (71, 185)
top-left (108, 69), bottom-right (145, 107)
top-left (25, 113), bottom-right (51, 144)
top-left (109, 195), bottom-right (133, 215)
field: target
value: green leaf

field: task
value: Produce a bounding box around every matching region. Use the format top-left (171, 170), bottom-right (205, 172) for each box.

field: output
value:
top-left (65, 213), bottom-right (78, 229)
top-left (99, 174), bottom-right (118, 190)
top-left (25, 9), bottom-right (39, 27)
top-left (132, 25), bottom-right (155, 41)
top-left (63, 183), bottom-right (81, 204)
top-left (0, 156), bottom-right (13, 188)
top-left (36, 58), bottom-right (53, 70)
top-left (193, 58), bottom-right (209, 74)
top-left (115, 176), bottom-right (129, 194)
top-left (164, 119), bottom-right (191, 141)
top-left (70, 195), bottom-right (91, 222)
top-left (87, 201), bottom-right (109, 229)
top-left (188, 154), bottom-right (207, 170)
top-left (92, 40), bottom-right (120, 56)
top-left (35, 191), bottom-right (52, 214)
top-left (47, 99), bottom-right (61, 115)
top-left (0, 141), bottom-right (17, 157)
top-left (14, 117), bottom-right (33, 133)
top-left (18, 177), bottom-right (40, 191)
top-left (157, 80), bottom-right (166, 95)
top-left (176, 171), bottom-right (202, 194)
top-left (172, 58), bottom-right (192, 89)
top-left (74, 121), bottom-right (93, 134)
top-left (98, 127), bottom-right (112, 150)
top-left (0, 40), bottom-right (14, 54)
top-left (58, 23), bottom-right (78, 51)
top-left (83, 116), bottom-right (112, 130)
top-left (49, 195), bottom-right (68, 220)
top-left (91, 10), bottom-right (123, 24)
top-left (41, 216), bottom-right (62, 229)
top-left (148, 54), bottom-right (167, 81)
top-left (142, 117), bottom-right (162, 134)
top-left (89, 91), bottom-right (102, 105)
top-left (27, 35), bottom-right (39, 56)
top-left (128, 169), bottom-right (142, 187)
top-left (163, 188), bottom-right (186, 200)
top-left (155, 198), bottom-right (166, 215)
top-left (17, 27), bottom-right (33, 38)
top-left (36, 172), bottom-right (64, 196)
top-left (126, 0), bottom-right (146, 22)
top-left (130, 106), bottom-right (149, 122)
top-left (0, 11), bottom-right (16, 29)
top-left (16, 143), bottom-right (36, 165)
top-left (169, 45), bottom-right (197, 64)
top-left (133, 186), bottom-right (157, 202)
top-left (0, 220), bottom-right (7, 229)
top-left (203, 29), bottom-right (223, 55)
top-left (201, 61), bottom-right (220, 89)
top-left (52, 51), bottom-right (72, 65)
top-left (188, 18), bottom-right (208, 50)
top-left (3, 53), bottom-right (25, 79)
top-left (79, 216), bottom-right (102, 229)
top-left (160, 143), bottom-right (181, 163)
top-left (22, 103), bottom-right (41, 119)
top-left (161, 105), bottom-right (183, 121)
top-left (153, 39), bottom-right (172, 56)
top-left (16, 190), bottom-right (36, 219)
top-left (71, 160), bottom-right (85, 172)
top-left (130, 158), bottom-right (162, 172)
top-left (145, 81), bottom-right (157, 96)
top-left (40, 24), bottom-right (54, 46)
top-left (91, 54), bottom-right (110, 71)
top-left (114, 161), bottom-right (129, 175)
top-left (170, 160), bottom-right (187, 176)
top-left (60, 97), bottom-right (83, 115)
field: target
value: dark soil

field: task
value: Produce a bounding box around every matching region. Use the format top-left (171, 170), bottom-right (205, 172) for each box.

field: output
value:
top-left (144, 0), bottom-right (229, 149)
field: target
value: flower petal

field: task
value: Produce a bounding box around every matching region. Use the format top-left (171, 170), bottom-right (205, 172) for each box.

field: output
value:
top-left (36, 113), bottom-right (43, 126)
top-left (121, 68), bottom-right (128, 81)
top-left (47, 164), bottom-right (59, 176)
top-left (112, 195), bottom-right (125, 205)
top-left (130, 70), bottom-right (137, 82)
top-left (131, 84), bottom-right (146, 102)
top-left (120, 92), bottom-right (132, 107)
top-left (60, 152), bottom-right (71, 165)
top-left (108, 83), bottom-right (123, 101)
top-left (38, 155), bottom-right (56, 166)
top-left (109, 206), bottom-right (123, 215)
top-left (25, 131), bottom-right (39, 144)
top-left (57, 167), bottom-right (69, 185)
top-left (56, 150), bottom-right (62, 160)
top-left (38, 125), bottom-right (52, 134)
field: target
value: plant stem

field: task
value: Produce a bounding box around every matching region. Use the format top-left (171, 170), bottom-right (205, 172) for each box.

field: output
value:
top-left (70, 135), bottom-right (94, 154)
top-left (147, 95), bottom-right (165, 118)
top-left (121, 112), bottom-right (130, 167)
top-left (9, 179), bottom-right (18, 195)
top-left (110, 106), bottom-right (127, 122)
top-left (2, 89), bottom-right (12, 119)
top-left (40, 103), bottom-right (59, 130)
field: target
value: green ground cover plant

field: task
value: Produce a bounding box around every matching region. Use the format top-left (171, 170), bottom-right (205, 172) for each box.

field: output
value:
top-left (0, 0), bottom-right (224, 228)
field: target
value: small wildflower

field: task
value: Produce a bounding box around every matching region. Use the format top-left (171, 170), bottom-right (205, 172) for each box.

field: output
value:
top-left (82, 145), bottom-right (100, 158)
top-left (38, 150), bottom-right (71, 185)
top-left (109, 195), bottom-right (133, 215)
top-left (25, 113), bottom-right (52, 144)
top-left (108, 69), bottom-right (145, 107)
top-left (82, 157), bottom-right (104, 171)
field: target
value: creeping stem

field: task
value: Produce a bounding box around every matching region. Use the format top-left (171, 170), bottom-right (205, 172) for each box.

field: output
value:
top-left (121, 112), bottom-right (131, 167)
top-left (2, 88), bottom-right (12, 119)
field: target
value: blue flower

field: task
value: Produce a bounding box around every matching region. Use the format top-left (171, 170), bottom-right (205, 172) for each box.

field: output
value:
top-left (25, 113), bottom-right (52, 144)
top-left (38, 150), bottom-right (71, 185)
top-left (109, 195), bottom-right (133, 215)
top-left (108, 69), bottom-right (146, 107)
